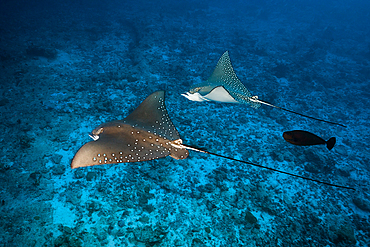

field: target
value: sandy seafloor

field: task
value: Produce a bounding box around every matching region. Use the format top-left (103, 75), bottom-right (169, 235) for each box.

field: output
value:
top-left (0, 0), bottom-right (370, 246)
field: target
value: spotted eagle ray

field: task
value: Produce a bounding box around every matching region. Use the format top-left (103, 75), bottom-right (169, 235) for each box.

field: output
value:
top-left (71, 91), bottom-right (353, 190)
top-left (181, 51), bottom-right (346, 128)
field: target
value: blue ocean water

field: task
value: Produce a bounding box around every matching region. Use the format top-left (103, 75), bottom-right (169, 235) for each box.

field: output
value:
top-left (0, 0), bottom-right (369, 246)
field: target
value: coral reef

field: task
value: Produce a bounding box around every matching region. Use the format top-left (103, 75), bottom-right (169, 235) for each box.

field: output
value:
top-left (0, 0), bottom-right (369, 246)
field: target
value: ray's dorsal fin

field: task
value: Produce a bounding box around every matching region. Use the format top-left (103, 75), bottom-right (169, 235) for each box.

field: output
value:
top-left (124, 91), bottom-right (181, 140)
top-left (183, 51), bottom-right (346, 128)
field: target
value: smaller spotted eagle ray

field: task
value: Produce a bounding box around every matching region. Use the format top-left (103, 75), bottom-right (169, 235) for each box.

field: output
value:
top-left (71, 91), bottom-right (353, 190)
top-left (182, 51), bottom-right (346, 128)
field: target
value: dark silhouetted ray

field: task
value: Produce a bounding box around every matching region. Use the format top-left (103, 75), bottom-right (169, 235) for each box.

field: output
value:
top-left (71, 91), bottom-right (354, 190)
top-left (182, 51), bottom-right (346, 128)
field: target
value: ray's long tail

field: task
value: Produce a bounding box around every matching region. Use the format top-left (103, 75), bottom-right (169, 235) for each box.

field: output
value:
top-left (177, 143), bottom-right (354, 191)
top-left (250, 97), bottom-right (347, 128)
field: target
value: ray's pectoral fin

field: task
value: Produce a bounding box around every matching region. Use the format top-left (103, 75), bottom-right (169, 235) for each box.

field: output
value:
top-left (182, 86), bottom-right (239, 103)
top-left (181, 91), bottom-right (210, 102)
top-left (71, 140), bottom-right (113, 169)
top-left (201, 86), bottom-right (239, 103)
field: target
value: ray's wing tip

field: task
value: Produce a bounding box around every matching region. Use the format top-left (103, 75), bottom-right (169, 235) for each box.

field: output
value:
top-left (154, 90), bottom-right (165, 96)
top-left (70, 162), bottom-right (78, 169)
top-left (71, 152), bottom-right (80, 169)
top-left (222, 50), bottom-right (230, 58)
top-left (148, 90), bottom-right (166, 102)
top-left (70, 143), bottom-right (97, 169)
top-left (71, 160), bottom-right (95, 169)
top-left (146, 90), bottom-right (164, 99)
top-left (70, 157), bottom-right (83, 169)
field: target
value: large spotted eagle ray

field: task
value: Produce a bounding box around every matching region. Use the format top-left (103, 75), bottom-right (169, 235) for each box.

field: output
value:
top-left (71, 91), bottom-right (353, 190)
top-left (182, 51), bottom-right (346, 128)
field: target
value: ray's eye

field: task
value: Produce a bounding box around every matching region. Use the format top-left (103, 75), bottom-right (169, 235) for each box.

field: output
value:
top-left (190, 87), bottom-right (201, 93)
top-left (89, 127), bottom-right (104, 141)
top-left (91, 127), bottom-right (104, 135)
